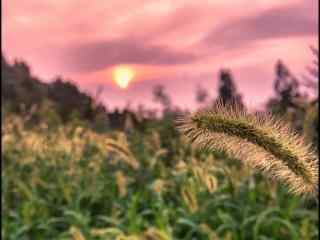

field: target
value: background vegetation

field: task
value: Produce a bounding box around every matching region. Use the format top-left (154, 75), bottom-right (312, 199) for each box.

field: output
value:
top-left (1, 48), bottom-right (319, 239)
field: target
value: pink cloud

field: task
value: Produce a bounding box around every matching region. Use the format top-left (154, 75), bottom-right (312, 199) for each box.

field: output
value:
top-left (2, 0), bottom-right (318, 110)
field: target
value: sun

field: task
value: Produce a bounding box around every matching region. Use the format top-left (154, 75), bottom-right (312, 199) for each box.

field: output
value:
top-left (112, 66), bottom-right (135, 89)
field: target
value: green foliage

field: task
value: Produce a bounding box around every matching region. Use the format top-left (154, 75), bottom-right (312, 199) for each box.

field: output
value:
top-left (2, 112), bottom-right (318, 239)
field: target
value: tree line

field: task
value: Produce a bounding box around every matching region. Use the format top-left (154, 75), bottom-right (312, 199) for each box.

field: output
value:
top-left (1, 48), bottom-right (318, 148)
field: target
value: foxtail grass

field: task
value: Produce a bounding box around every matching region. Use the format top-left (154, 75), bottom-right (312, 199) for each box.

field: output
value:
top-left (177, 101), bottom-right (319, 197)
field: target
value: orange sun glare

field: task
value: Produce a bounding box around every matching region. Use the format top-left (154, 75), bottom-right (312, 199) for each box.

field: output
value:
top-left (112, 66), bottom-right (135, 89)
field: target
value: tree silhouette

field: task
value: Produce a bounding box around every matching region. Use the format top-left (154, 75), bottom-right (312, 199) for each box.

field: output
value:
top-left (48, 78), bottom-right (95, 121)
top-left (302, 46), bottom-right (318, 101)
top-left (195, 84), bottom-right (209, 105)
top-left (217, 69), bottom-right (244, 108)
top-left (1, 55), bottom-right (107, 122)
top-left (268, 60), bottom-right (302, 115)
top-left (153, 85), bottom-right (171, 111)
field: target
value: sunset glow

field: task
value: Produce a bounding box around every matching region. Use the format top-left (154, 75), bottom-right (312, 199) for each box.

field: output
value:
top-left (113, 66), bottom-right (135, 89)
top-left (2, 0), bottom-right (318, 109)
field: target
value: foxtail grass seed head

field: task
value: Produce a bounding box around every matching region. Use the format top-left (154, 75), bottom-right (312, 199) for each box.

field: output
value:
top-left (105, 137), bottom-right (140, 170)
top-left (143, 228), bottom-right (171, 240)
top-left (205, 175), bottom-right (218, 193)
top-left (181, 181), bottom-right (199, 213)
top-left (115, 171), bottom-right (128, 197)
top-left (70, 226), bottom-right (86, 240)
top-left (177, 101), bottom-right (319, 197)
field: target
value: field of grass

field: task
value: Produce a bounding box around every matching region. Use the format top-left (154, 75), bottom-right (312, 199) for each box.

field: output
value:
top-left (2, 114), bottom-right (318, 240)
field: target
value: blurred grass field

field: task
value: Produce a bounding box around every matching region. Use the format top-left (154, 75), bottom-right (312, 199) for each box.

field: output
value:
top-left (2, 112), bottom-right (318, 240)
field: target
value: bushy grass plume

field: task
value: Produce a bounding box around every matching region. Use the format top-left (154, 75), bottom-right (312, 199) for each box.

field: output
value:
top-left (177, 101), bottom-right (319, 196)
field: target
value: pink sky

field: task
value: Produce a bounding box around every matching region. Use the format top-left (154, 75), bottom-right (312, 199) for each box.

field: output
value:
top-left (2, 0), bottom-right (318, 110)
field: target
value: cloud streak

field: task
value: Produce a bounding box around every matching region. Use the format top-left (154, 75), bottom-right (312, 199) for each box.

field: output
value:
top-left (203, 3), bottom-right (318, 50)
top-left (60, 38), bottom-right (199, 73)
